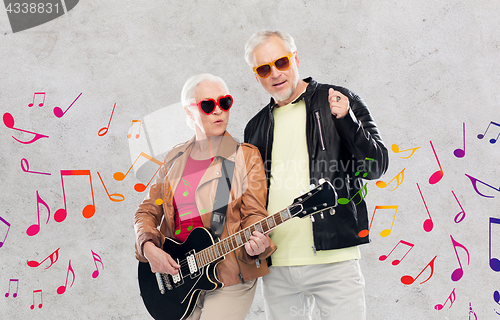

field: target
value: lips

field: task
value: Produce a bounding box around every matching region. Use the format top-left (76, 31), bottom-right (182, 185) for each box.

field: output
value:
top-left (214, 119), bottom-right (223, 124)
top-left (273, 80), bottom-right (287, 87)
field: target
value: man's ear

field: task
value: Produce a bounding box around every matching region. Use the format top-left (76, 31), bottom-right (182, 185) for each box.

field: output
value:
top-left (294, 51), bottom-right (300, 68)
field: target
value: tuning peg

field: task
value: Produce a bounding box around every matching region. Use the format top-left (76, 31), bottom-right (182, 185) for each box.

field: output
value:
top-left (319, 178), bottom-right (326, 184)
top-left (309, 184), bottom-right (315, 190)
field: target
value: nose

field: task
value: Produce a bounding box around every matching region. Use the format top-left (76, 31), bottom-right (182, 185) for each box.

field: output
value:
top-left (212, 104), bottom-right (222, 115)
top-left (269, 65), bottom-right (282, 79)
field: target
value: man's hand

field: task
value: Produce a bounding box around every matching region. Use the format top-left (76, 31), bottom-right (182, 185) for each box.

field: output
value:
top-left (328, 88), bottom-right (349, 119)
top-left (244, 231), bottom-right (270, 256)
top-left (143, 241), bottom-right (180, 275)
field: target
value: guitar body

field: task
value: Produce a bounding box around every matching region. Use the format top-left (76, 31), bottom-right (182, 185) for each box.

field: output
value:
top-left (138, 227), bottom-right (224, 320)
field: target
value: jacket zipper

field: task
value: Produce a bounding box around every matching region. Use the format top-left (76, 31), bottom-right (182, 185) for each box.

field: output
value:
top-left (314, 111), bottom-right (326, 151)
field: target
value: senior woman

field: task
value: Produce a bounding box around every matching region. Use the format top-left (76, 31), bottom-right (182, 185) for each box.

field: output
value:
top-left (135, 73), bottom-right (275, 320)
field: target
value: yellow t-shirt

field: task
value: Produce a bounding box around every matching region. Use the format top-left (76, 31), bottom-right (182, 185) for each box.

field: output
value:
top-left (267, 99), bottom-right (360, 266)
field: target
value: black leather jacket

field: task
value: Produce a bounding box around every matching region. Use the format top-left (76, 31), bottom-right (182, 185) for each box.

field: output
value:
top-left (244, 77), bottom-right (389, 251)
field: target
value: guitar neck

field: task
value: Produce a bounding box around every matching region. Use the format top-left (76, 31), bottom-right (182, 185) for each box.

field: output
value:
top-left (195, 206), bottom-right (295, 268)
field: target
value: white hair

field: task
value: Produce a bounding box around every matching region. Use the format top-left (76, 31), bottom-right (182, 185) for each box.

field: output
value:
top-left (244, 30), bottom-right (297, 67)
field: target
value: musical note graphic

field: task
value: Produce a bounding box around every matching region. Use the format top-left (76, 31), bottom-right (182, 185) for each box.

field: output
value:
top-left (338, 183), bottom-right (368, 205)
top-left (98, 103), bottom-right (116, 136)
top-left (175, 212), bottom-right (195, 235)
top-left (465, 174), bottom-right (500, 198)
top-left (489, 217), bottom-right (500, 272)
top-left (375, 168), bottom-right (405, 191)
top-left (91, 250), bottom-right (104, 279)
top-left (355, 157), bottom-right (374, 177)
top-left (200, 200), bottom-right (216, 214)
top-left (429, 141), bottom-right (444, 184)
top-left (3, 112), bottom-right (49, 144)
top-left (97, 172), bottom-right (124, 202)
top-left (30, 289), bottom-right (43, 309)
top-left (155, 184), bottom-right (173, 206)
top-left (400, 255), bottom-right (437, 285)
top-left (57, 260), bottom-right (75, 294)
top-left (114, 152), bottom-right (163, 192)
top-left (54, 170), bottom-right (96, 223)
top-left (495, 291), bottom-right (500, 312)
top-left (53, 92), bottom-right (82, 118)
top-left (379, 240), bottom-right (414, 266)
top-left (127, 120), bottom-right (141, 139)
top-left (468, 302), bottom-right (477, 320)
top-left (358, 205), bottom-right (399, 238)
top-left (477, 121), bottom-right (500, 144)
top-left (181, 179), bottom-right (192, 196)
top-left (0, 216), bottom-right (11, 248)
top-left (454, 122), bottom-right (466, 158)
top-left (26, 191), bottom-right (51, 237)
top-left (27, 248), bottom-right (60, 269)
top-left (417, 183), bottom-right (433, 232)
top-left (452, 191), bottom-right (466, 223)
top-left (5, 279), bottom-right (19, 297)
top-left (391, 144), bottom-right (420, 159)
top-left (21, 158), bottom-right (51, 175)
top-left (435, 288), bottom-right (456, 310)
top-left (28, 92), bottom-right (46, 107)
top-left (450, 235), bottom-right (470, 282)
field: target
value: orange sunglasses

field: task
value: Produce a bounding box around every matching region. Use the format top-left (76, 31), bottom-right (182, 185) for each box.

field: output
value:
top-left (252, 52), bottom-right (295, 78)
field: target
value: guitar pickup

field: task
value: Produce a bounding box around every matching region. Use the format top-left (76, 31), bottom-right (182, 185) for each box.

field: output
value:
top-left (171, 259), bottom-right (184, 287)
top-left (186, 250), bottom-right (201, 278)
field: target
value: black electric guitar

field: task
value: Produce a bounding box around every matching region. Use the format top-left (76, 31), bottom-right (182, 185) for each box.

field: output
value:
top-left (138, 181), bottom-right (337, 320)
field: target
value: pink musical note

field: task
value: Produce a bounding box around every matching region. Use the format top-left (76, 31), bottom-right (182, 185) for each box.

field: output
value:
top-left (26, 191), bottom-right (51, 237)
top-left (429, 141), bottom-right (444, 184)
top-left (2, 112), bottom-right (49, 144)
top-left (97, 172), bottom-right (124, 202)
top-left (465, 174), bottom-right (500, 198)
top-left (5, 279), bottom-right (19, 298)
top-left (453, 122), bottom-right (466, 158)
top-left (127, 120), bottom-right (141, 139)
top-left (91, 250), bottom-right (104, 278)
top-left (57, 260), bottom-right (75, 294)
top-left (401, 255), bottom-right (437, 285)
top-left (54, 170), bottom-right (96, 223)
top-left (0, 216), bottom-right (11, 248)
top-left (28, 92), bottom-right (46, 107)
top-left (417, 183), bottom-right (433, 232)
top-left (53, 92), bottom-right (82, 118)
top-left (21, 158), bottom-right (51, 175)
top-left (477, 121), bottom-right (500, 144)
top-left (450, 235), bottom-right (470, 282)
top-left (358, 205), bottom-right (398, 238)
top-left (391, 144), bottom-right (420, 159)
top-left (452, 191), bottom-right (466, 223)
top-left (375, 168), bottom-right (405, 191)
top-left (435, 288), bottom-right (456, 310)
top-left (113, 152), bottom-right (163, 192)
top-left (469, 302), bottom-right (477, 320)
top-left (379, 240), bottom-right (414, 265)
top-left (27, 248), bottom-right (60, 269)
top-left (489, 217), bottom-right (500, 272)
top-left (98, 103), bottom-right (116, 136)
top-left (30, 289), bottom-right (43, 309)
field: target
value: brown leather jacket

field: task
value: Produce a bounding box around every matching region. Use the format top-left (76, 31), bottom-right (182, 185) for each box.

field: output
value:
top-left (135, 132), bottom-right (276, 286)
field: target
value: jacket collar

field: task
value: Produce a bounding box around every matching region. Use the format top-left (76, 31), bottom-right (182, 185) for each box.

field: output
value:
top-left (268, 77), bottom-right (318, 110)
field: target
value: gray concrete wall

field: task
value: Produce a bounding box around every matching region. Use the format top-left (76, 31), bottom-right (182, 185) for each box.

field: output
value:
top-left (0, 1), bottom-right (499, 319)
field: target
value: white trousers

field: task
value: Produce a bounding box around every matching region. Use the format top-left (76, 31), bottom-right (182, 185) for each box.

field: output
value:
top-left (262, 260), bottom-right (366, 320)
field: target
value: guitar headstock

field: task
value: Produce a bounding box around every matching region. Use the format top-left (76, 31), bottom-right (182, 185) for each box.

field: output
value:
top-left (289, 180), bottom-right (338, 219)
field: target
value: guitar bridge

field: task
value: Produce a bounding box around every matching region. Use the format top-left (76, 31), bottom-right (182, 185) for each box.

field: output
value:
top-left (186, 250), bottom-right (201, 278)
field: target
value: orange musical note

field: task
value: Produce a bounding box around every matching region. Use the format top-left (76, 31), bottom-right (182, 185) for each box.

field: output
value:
top-left (376, 168), bottom-right (405, 191)
top-left (429, 141), bottom-right (444, 184)
top-left (379, 240), bottom-right (414, 266)
top-left (26, 191), bottom-right (51, 237)
top-left (127, 120), bottom-right (141, 139)
top-left (5, 279), bottom-right (19, 298)
top-left (28, 92), bottom-right (46, 107)
top-left (435, 288), bottom-right (456, 310)
top-left (489, 217), bottom-right (500, 272)
top-left (27, 248), bottom-right (60, 269)
top-left (91, 250), bottom-right (104, 279)
top-left (21, 158), bottom-right (51, 175)
top-left (465, 174), bottom-right (500, 198)
top-left (30, 289), bottom-right (43, 309)
top-left (453, 122), bottom-right (466, 158)
top-left (155, 184), bottom-right (173, 206)
top-left (450, 235), bottom-right (470, 282)
top-left (416, 183), bottom-right (433, 232)
top-left (53, 92), bottom-right (82, 118)
top-left (0, 216), bottom-right (11, 248)
top-left (113, 152), bottom-right (163, 192)
top-left (358, 205), bottom-right (398, 238)
top-left (452, 191), bottom-right (466, 223)
top-left (338, 183), bottom-right (368, 205)
top-left (391, 144), bottom-right (420, 159)
top-left (477, 121), bottom-right (500, 144)
top-left (355, 157), bottom-right (374, 178)
top-left (401, 255), bottom-right (437, 285)
top-left (98, 103), bottom-right (116, 136)
top-left (57, 260), bottom-right (75, 295)
top-left (54, 170), bottom-right (96, 223)
top-left (97, 172), bottom-right (124, 202)
top-left (3, 112), bottom-right (49, 144)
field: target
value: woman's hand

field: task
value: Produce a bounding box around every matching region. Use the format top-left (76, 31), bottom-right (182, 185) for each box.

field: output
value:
top-left (143, 241), bottom-right (180, 275)
top-left (244, 231), bottom-right (270, 256)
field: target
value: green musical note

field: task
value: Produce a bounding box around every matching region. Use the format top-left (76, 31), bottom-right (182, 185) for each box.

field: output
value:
top-left (338, 183), bottom-right (368, 205)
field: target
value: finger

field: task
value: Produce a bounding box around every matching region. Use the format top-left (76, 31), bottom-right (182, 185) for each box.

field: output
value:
top-left (167, 254), bottom-right (180, 269)
top-left (245, 242), bottom-right (255, 256)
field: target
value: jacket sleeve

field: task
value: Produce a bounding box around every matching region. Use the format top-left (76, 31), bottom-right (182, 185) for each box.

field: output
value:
top-left (331, 86), bottom-right (389, 180)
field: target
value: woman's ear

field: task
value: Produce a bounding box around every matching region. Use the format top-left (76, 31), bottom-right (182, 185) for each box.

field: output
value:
top-left (184, 105), bottom-right (195, 121)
